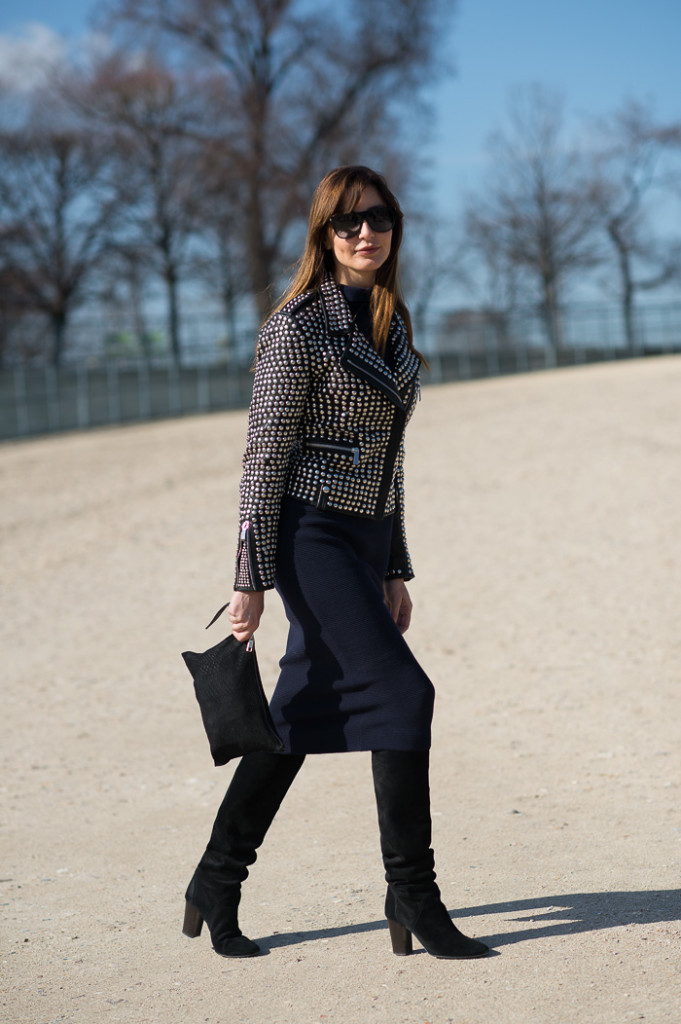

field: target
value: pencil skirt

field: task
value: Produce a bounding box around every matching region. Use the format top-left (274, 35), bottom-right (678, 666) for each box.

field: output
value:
top-left (269, 497), bottom-right (435, 754)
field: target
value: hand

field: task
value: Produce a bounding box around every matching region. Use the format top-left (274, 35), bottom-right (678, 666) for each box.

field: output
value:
top-left (383, 579), bottom-right (412, 634)
top-left (228, 590), bottom-right (265, 642)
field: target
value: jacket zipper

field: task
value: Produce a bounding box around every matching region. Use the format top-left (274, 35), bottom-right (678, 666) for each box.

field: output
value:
top-left (307, 439), bottom-right (360, 465)
top-left (375, 409), bottom-right (406, 515)
top-left (238, 520), bottom-right (263, 590)
top-left (376, 380), bottom-right (418, 515)
top-left (375, 380), bottom-right (419, 514)
top-left (343, 354), bottom-right (403, 409)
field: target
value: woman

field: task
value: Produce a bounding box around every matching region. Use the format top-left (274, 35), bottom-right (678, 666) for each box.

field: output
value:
top-left (182, 165), bottom-right (489, 960)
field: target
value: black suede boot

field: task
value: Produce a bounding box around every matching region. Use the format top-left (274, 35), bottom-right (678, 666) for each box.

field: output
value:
top-left (183, 750), bottom-right (305, 957)
top-left (371, 749), bottom-right (489, 959)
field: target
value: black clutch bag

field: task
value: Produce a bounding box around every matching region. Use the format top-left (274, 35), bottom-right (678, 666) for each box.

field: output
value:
top-left (182, 608), bottom-right (284, 766)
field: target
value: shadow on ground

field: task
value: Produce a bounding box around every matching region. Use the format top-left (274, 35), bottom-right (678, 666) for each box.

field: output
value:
top-left (255, 890), bottom-right (681, 953)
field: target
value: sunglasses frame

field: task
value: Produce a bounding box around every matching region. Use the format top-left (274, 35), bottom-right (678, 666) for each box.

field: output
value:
top-left (328, 205), bottom-right (396, 239)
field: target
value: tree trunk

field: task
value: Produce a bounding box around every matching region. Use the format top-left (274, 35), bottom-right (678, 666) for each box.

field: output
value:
top-left (129, 269), bottom-right (151, 362)
top-left (245, 177), bottom-right (275, 322)
top-left (52, 308), bottom-right (67, 367)
top-left (614, 245), bottom-right (639, 354)
top-left (610, 226), bottom-right (638, 354)
top-left (622, 280), bottom-right (637, 354)
top-left (246, 82), bottom-right (275, 323)
top-left (541, 278), bottom-right (562, 358)
top-left (165, 266), bottom-right (181, 364)
top-left (221, 288), bottom-right (237, 359)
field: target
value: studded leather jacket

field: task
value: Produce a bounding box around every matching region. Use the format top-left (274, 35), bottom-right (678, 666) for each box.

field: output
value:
top-left (234, 276), bottom-right (421, 592)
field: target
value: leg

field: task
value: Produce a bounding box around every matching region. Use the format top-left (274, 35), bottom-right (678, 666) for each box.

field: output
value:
top-left (184, 750), bottom-right (305, 957)
top-left (371, 750), bottom-right (489, 959)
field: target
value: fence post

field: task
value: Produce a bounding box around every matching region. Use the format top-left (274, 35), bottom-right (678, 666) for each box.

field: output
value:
top-left (197, 365), bottom-right (210, 412)
top-left (14, 366), bottom-right (29, 436)
top-left (424, 321), bottom-right (443, 384)
top-left (458, 343), bottom-right (471, 380)
top-left (77, 366), bottom-right (90, 428)
top-left (168, 362), bottom-right (180, 415)
top-left (107, 364), bottom-right (121, 423)
top-left (514, 344), bottom-right (528, 374)
top-left (138, 363), bottom-right (151, 419)
top-left (484, 323), bottom-right (500, 377)
top-left (45, 365), bottom-right (60, 432)
top-left (602, 308), bottom-right (614, 359)
top-left (571, 309), bottom-right (585, 365)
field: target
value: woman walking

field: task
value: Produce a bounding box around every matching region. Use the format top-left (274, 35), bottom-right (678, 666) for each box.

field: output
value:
top-left (182, 165), bottom-right (489, 960)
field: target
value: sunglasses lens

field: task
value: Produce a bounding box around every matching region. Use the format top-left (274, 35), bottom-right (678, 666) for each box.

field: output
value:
top-left (366, 206), bottom-right (395, 232)
top-left (330, 213), bottom-right (362, 238)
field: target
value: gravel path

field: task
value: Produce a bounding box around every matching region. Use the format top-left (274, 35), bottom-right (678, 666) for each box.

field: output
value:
top-left (2, 357), bottom-right (680, 1024)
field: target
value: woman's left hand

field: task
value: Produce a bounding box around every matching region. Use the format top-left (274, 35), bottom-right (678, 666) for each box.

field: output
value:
top-left (383, 579), bottom-right (412, 634)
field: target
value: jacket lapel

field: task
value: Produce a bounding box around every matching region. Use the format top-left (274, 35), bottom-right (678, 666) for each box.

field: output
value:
top-left (320, 278), bottom-right (419, 411)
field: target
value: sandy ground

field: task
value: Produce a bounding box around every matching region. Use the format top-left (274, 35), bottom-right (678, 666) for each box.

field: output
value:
top-left (2, 356), bottom-right (680, 1024)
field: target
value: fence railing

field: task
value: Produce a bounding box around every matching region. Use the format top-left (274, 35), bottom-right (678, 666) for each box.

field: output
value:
top-left (2, 303), bottom-right (680, 440)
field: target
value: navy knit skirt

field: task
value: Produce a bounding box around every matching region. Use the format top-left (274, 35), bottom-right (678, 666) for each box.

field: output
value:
top-left (270, 497), bottom-right (435, 754)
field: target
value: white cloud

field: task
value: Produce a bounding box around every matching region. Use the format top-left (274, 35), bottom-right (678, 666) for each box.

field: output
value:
top-left (0, 23), bottom-right (67, 91)
top-left (0, 22), bottom-right (113, 92)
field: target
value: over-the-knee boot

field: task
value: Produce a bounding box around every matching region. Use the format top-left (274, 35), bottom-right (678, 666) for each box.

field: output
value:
top-left (183, 750), bottom-right (305, 957)
top-left (371, 749), bottom-right (488, 959)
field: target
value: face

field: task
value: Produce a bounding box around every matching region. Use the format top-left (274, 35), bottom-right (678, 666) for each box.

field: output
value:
top-left (327, 185), bottom-right (393, 288)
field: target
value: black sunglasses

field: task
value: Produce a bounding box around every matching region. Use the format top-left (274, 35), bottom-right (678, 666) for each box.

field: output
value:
top-left (328, 205), bottom-right (396, 239)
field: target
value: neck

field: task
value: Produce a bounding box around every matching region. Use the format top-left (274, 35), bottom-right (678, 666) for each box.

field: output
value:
top-left (334, 268), bottom-right (376, 288)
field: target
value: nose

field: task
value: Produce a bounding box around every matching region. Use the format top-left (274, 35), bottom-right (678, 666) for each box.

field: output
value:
top-left (358, 217), bottom-right (375, 241)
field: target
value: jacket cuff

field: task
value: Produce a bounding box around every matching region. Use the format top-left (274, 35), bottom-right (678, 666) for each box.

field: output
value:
top-left (234, 517), bottom-right (274, 591)
top-left (385, 565), bottom-right (414, 583)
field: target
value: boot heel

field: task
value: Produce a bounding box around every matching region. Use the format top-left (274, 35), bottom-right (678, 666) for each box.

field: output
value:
top-left (182, 900), bottom-right (204, 938)
top-left (387, 917), bottom-right (413, 956)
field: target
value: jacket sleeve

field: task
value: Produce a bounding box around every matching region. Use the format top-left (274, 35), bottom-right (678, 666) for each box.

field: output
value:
top-left (234, 313), bottom-right (312, 591)
top-left (385, 440), bottom-right (415, 582)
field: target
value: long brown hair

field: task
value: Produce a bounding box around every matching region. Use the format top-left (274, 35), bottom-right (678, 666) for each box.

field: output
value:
top-left (273, 166), bottom-right (422, 361)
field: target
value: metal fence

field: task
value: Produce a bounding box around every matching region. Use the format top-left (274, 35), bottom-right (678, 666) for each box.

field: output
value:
top-left (1, 302), bottom-right (680, 441)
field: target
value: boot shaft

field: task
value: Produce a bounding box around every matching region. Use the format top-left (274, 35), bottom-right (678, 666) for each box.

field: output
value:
top-left (371, 749), bottom-right (436, 888)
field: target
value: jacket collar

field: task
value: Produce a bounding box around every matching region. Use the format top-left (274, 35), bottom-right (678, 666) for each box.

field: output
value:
top-left (319, 277), bottom-right (420, 411)
top-left (319, 275), bottom-right (355, 336)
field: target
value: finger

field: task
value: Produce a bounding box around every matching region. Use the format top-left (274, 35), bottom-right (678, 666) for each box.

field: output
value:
top-left (397, 603), bottom-right (411, 633)
top-left (232, 625), bottom-right (252, 642)
top-left (235, 614), bottom-right (260, 634)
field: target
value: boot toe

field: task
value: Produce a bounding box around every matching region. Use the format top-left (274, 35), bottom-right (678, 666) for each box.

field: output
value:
top-left (213, 934), bottom-right (261, 958)
top-left (433, 935), bottom-right (489, 959)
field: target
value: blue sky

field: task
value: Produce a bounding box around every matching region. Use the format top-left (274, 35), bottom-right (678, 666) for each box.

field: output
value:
top-left (433, 0), bottom-right (681, 205)
top-left (1, 0), bottom-right (679, 214)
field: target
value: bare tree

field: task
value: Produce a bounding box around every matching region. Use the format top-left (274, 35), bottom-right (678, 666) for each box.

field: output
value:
top-left (589, 99), bottom-right (681, 352)
top-left (71, 53), bottom-right (212, 362)
top-left (187, 125), bottom-right (254, 353)
top-left (106, 0), bottom-right (452, 318)
top-left (402, 214), bottom-right (471, 340)
top-left (465, 84), bottom-right (602, 351)
top-left (0, 94), bottom-right (122, 365)
top-left (93, 242), bottom-right (159, 359)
